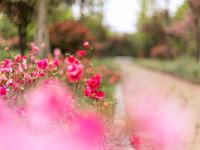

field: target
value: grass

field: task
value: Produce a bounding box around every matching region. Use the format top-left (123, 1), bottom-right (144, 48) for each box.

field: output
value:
top-left (136, 57), bottom-right (200, 84)
top-left (92, 57), bottom-right (120, 96)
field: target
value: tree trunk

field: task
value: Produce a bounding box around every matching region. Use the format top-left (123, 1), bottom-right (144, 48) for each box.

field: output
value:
top-left (189, 0), bottom-right (200, 61)
top-left (194, 17), bottom-right (200, 62)
top-left (36, 0), bottom-right (50, 58)
top-left (165, 0), bottom-right (171, 58)
top-left (79, 0), bottom-right (85, 21)
top-left (18, 25), bottom-right (27, 56)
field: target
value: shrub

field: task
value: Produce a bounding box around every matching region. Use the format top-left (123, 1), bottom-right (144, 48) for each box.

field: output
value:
top-left (49, 20), bottom-right (94, 54)
top-left (150, 44), bottom-right (177, 59)
top-left (103, 35), bottom-right (135, 56)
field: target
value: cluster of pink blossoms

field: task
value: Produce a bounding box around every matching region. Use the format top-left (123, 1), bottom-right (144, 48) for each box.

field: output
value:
top-left (66, 55), bottom-right (84, 83)
top-left (84, 74), bottom-right (105, 100)
top-left (0, 41), bottom-right (105, 102)
top-left (37, 59), bottom-right (48, 70)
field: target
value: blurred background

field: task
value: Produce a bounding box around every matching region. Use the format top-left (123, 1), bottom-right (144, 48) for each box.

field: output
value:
top-left (0, 0), bottom-right (199, 60)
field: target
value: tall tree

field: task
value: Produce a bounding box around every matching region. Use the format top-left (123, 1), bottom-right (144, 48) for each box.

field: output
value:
top-left (189, 0), bottom-right (200, 61)
top-left (80, 0), bottom-right (85, 20)
top-left (0, 0), bottom-right (36, 55)
top-left (137, 0), bottom-right (148, 29)
top-left (35, 0), bottom-right (76, 57)
top-left (36, 0), bottom-right (50, 58)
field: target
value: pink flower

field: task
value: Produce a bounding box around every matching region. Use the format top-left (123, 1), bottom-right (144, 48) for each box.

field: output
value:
top-left (77, 50), bottom-right (87, 57)
top-left (6, 79), bottom-right (13, 86)
top-left (1, 59), bottom-right (13, 73)
top-left (31, 42), bottom-right (39, 54)
top-left (128, 97), bottom-right (195, 149)
top-left (67, 55), bottom-right (78, 64)
top-left (37, 59), bottom-right (48, 70)
top-left (94, 90), bottom-right (105, 100)
top-left (53, 59), bottom-right (61, 67)
top-left (66, 55), bottom-right (84, 83)
top-left (86, 74), bottom-right (101, 89)
top-left (28, 79), bottom-right (75, 125)
top-left (53, 48), bottom-right (61, 58)
top-left (67, 63), bottom-right (84, 82)
top-left (83, 41), bottom-right (90, 49)
top-left (84, 89), bottom-right (105, 100)
top-left (12, 83), bottom-right (19, 91)
top-left (15, 55), bottom-right (21, 63)
top-left (0, 86), bottom-right (7, 96)
top-left (84, 74), bottom-right (105, 100)
top-left (15, 55), bottom-right (27, 63)
top-left (74, 112), bottom-right (104, 146)
top-left (39, 72), bottom-right (45, 77)
top-left (31, 56), bottom-right (35, 63)
top-left (131, 135), bottom-right (141, 150)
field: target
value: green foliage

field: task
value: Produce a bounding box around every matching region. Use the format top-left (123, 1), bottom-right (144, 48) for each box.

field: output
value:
top-left (128, 33), bottom-right (150, 56)
top-left (137, 0), bottom-right (148, 29)
top-left (48, 4), bottom-right (73, 25)
top-left (82, 14), bottom-right (107, 42)
top-left (0, 15), bottom-right (18, 39)
top-left (102, 35), bottom-right (135, 56)
top-left (173, 2), bottom-right (190, 21)
top-left (137, 57), bottom-right (200, 83)
top-left (133, 11), bottom-right (167, 57)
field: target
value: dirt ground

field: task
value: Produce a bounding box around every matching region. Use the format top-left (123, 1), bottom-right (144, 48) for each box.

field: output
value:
top-left (116, 57), bottom-right (200, 150)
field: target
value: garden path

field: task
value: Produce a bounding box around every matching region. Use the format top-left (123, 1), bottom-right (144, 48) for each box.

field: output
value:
top-left (115, 57), bottom-right (200, 150)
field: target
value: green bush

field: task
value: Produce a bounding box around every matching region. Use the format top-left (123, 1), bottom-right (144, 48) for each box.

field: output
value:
top-left (137, 57), bottom-right (200, 83)
top-left (102, 35), bottom-right (135, 56)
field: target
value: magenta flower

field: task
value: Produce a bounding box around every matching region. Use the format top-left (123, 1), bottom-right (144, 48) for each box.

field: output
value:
top-left (76, 50), bottom-right (87, 57)
top-left (131, 135), bottom-right (141, 150)
top-left (37, 59), bottom-right (48, 70)
top-left (0, 86), bottom-right (7, 96)
top-left (83, 41), bottom-right (90, 49)
top-left (66, 55), bottom-right (84, 83)
top-left (84, 74), bottom-right (105, 100)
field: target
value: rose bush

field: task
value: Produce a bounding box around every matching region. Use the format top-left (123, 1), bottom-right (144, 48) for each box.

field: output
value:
top-left (0, 41), bottom-right (124, 150)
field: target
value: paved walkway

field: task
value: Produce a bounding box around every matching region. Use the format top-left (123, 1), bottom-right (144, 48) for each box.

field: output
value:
top-left (115, 57), bottom-right (200, 150)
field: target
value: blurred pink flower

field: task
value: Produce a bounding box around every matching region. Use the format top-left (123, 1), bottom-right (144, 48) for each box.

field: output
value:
top-left (129, 99), bottom-right (195, 150)
top-left (53, 48), bottom-right (61, 58)
top-left (31, 42), bottom-right (39, 54)
top-left (83, 41), bottom-right (90, 49)
top-left (131, 135), bottom-right (141, 150)
top-left (77, 50), bottom-right (87, 57)
top-left (0, 80), bottom-right (105, 150)
top-left (27, 79), bottom-right (75, 126)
